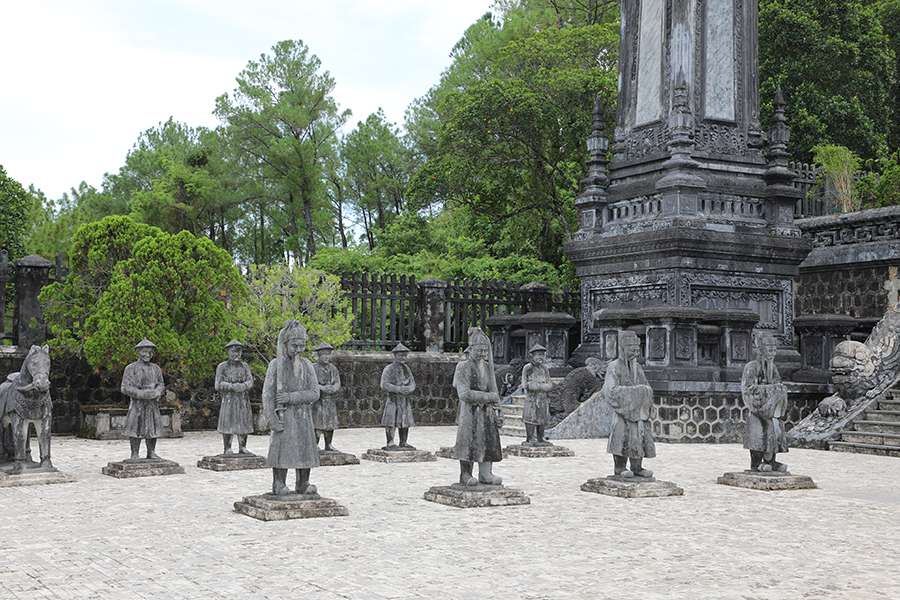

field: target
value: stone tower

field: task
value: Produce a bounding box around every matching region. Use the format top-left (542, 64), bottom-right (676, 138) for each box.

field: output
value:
top-left (566, 0), bottom-right (811, 375)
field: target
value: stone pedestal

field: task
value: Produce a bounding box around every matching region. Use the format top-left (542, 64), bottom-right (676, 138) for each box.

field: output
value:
top-left (0, 465), bottom-right (75, 487)
top-left (362, 448), bottom-right (436, 463)
top-left (435, 446), bottom-right (457, 459)
top-left (580, 475), bottom-right (684, 498)
top-left (318, 449), bottom-right (360, 467)
top-left (717, 470), bottom-right (817, 491)
top-left (80, 404), bottom-right (183, 440)
top-left (423, 483), bottom-right (530, 508)
top-left (234, 492), bottom-right (349, 521)
top-left (197, 453), bottom-right (266, 471)
top-left (101, 458), bottom-right (184, 478)
top-left (503, 443), bottom-right (575, 458)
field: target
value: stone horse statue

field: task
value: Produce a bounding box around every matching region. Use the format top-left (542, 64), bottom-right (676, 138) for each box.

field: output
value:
top-left (0, 345), bottom-right (53, 471)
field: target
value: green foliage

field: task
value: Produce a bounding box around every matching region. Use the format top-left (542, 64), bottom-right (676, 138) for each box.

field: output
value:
top-left (0, 165), bottom-right (30, 260)
top-left (858, 151), bottom-right (900, 208)
top-left (235, 264), bottom-right (352, 370)
top-left (812, 144), bottom-right (862, 212)
top-left (760, 0), bottom-right (896, 161)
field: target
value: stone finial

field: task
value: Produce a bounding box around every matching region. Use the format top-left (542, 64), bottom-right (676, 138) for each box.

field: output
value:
top-left (574, 94), bottom-right (610, 235)
top-left (767, 86), bottom-right (791, 161)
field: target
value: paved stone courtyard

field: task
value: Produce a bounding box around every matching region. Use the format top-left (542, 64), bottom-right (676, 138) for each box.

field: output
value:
top-left (2, 427), bottom-right (899, 600)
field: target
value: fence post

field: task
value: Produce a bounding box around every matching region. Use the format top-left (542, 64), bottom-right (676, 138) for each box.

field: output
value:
top-left (15, 255), bottom-right (52, 348)
top-left (418, 279), bottom-right (448, 353)
top-left (521, 281), bottom-right (551, 313)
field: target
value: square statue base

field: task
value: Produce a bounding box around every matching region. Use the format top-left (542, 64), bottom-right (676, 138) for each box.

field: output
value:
top-left (581, 476), bottom-right (684, 498)
top-left (503, 443), bottom-right (575, 458)
top-left (197, 453), bottom-right (267, 471)
top-left (318, 450), bottom-right (360, 466)
top-left (0, 465), bottom-right (75, 487)
top-left (234, 492), bottom-right (349, 521)
top-left (435, 447), bottom-right (457, 460)
top-left (424, 483), bottom-right (531, 508)
top-left (362, 448), bottom-right (437, 463)
top-left (717, 471), bottom-right (817, 491)
top-left (101, 458), bottom-right (185, 478)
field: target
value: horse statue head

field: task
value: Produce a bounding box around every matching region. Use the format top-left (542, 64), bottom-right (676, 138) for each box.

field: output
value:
top-left (16, 345), bottom-right (51, 399)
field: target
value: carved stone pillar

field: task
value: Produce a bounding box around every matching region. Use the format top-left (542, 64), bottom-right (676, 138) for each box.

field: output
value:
top-left (15, 255), bottom-right (52, 348)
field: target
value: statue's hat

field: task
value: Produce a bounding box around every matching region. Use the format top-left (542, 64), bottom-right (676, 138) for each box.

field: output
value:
top-left (529, 343), bottom-right (547, 354)
top-left (135, 338), bottom-right (156, 350)
top-left (313, 342), bottom-right (334, 352)
top-left (224, 339), bottom-right (243, 349)
top-left (392, 342), bottom-right (411, 353)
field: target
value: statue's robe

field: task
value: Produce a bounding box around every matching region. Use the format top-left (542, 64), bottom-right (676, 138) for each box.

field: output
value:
top-left (521, 362), bottom-right (551, 426)
top-left (262, 356), bottom-right (320, 469)
top-left (313, 362), bottom-right (341, 431)
top-left (741, 359), bottom-right (788, 456)
top-left (121, 361), bottom-right (164, 439)
top-left (603, 358), bottom-right (656, 459)
top-left (214, 359), bottom-right (254, 435)
top-left (380, 362), bottom-right (416, 428)
top-left (454, 359), bottom-right (503, 463)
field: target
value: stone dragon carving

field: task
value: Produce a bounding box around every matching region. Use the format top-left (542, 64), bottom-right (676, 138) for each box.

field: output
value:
top-left (788, 303), bottom-right (900, 448)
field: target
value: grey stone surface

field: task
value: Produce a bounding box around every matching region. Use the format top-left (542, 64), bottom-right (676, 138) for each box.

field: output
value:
top-left (423, 483), bottom-right (530, 508)
top-left (318, 449), bottom-right (360, 467)
top-left (234, 492), bottom-right (349, 521)
top-left (214, 342), bottom-right (253, 455)
top-left (435, 446), bottom-right (457, 459)
top-left (503, 444), bottom-right (574, 458)
top-left (0, 345), bottom-right (56, 473)
top-left (704, 0), bottom-right (736, 121)
top-left (197, 453), bottom-right (266, 471)
top-left (380, 344), bottom-right (417, 448)
top-left (635, 0), bottom-right (664, 125)
top-left (0, 469), bottom-right (75, 488)
top-left (546, 388), bottom-right (614, 440)
top-left (312, 345), bottom-right (341, 450)
top-left (741, 334), bottom-right (790, 472)
top-left (120, 341), bottom-right (168, 462)
top-left (101, 458), bottom-right (184, 478)
top-left (361, 448), bottom-right (437, 463)
top-left (580, 476), bottom-right (684, 498)
top-left (717, 471), bottom-right (816, 491)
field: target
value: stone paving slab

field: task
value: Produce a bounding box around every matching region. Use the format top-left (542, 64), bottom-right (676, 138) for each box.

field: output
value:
top-left (197, 453), bottom-right (267, 471)
top-left (2, 428), bottom-right (900, 599)
top-left (361, 448), bottom-right (437, 463)
top-left (717, 470), bottom-right (817, 491)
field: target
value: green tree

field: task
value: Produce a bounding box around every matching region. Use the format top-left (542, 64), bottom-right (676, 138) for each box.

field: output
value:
top-left (0, 165), bottom-right (31, 261)
top-left (760, 0), bottom-right (896, 161)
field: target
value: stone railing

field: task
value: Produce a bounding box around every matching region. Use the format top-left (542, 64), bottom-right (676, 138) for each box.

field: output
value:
top-left (607, 195), bottom-right (663, 225)
top-left (698, 193), bottom-right (766, 223)
top-left (798, 205), bottom-right (900, 249)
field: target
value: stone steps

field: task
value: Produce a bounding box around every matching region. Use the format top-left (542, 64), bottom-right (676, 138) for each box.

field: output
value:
top-left (830, 384), bottom-right (900, 457)
top-left (863, 410), bottom-right (900, 423)
top-left (852, 420), bottom-right (900, 434)
top-left (877, 400), bottom-right (900, 412)
top-left (840, 431), bottom-right (900, 447)
top-left (499, 394), bottom-right (526, 438)
top-left (831, 442), bottom-right (900, 458)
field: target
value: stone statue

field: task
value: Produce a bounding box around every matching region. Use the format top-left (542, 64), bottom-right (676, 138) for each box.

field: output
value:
top-left (522, 344), bottom-right (553, 446)
top-left (0, 345), bottom-right (53, 471)
top-left (313, 343), bottom-right (342, 452)
top-left (550, 357), bottom-right (605, 426)
top-left (741, 333), bottom-right (789, 472)
top-left (121, 339), bottom-right (166, 461)
top-left (262, 320), bottom-right (320, 495)
top-left (603, 331), bottom-right (655, 478)
top-left (214, 340), bottom-right (254, 455)
top-left (380, 343), bottom-right (416, 450)
top-left (453, 327), bottom-right (503, 485)
top-left (788, 302), bottom-right (900, 447)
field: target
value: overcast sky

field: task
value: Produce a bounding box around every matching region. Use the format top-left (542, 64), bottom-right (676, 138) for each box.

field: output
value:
top-left (1, 0), bottom-right (494, 199)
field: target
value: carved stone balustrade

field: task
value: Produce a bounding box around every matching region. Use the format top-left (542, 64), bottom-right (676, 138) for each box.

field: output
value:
top-left (792, 314), bottom-right (858, 383)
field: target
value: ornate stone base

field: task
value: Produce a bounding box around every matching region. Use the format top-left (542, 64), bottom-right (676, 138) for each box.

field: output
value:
top-left (318, 450), bottom-right (360, 466)
top-left (0, 466), bottom-right (75, 487)
top-left (580, 476), bottom-right (684, 498)
top-left (423, 483), bottom-right (531, 508)
top-left (234, 493), bottom-right (349, 521)
top-left (435, 446), bottom-right (457, 459)
top-left (503, 443), bottom-right (575, 458)
top-left (717, 470), bottom-right (817, 491)
top-left (361, 448), bottom-right (436, 463)
top-left (101, 458), bottom-right (185, 478)
top-left (197, 453), bottom-right (266, 471)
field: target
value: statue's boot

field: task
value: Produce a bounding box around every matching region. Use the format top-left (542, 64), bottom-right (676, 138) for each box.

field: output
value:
top-left (613, 455), bottom-right (633, 478)
top-left (749, 451), bottom-right (764, 472)
top-left (223, 434), bottom-right (233, 455)
top-left (38, 429), bottom-right (52, 469)
top-left (478, 461), bottom-right (502, 486)
top-left (272, 468), bottom-right (289, 495)
top-left (770, 459), bottom-right (788, 473)
top-left (537, 425), bottom-right (550, 446)
top-left (524, 424), bottom-right (536, 446)
top-left (296, 468), bottom-right (317, 495)
top-left (382, 427), bottom-right (396, 450)
top-left (237, 435), bottom-right (250, 454)
top-left (129, 437), bottom-right (141, 461)
top-left (758, 463), bottom-right (773, 472)
top-left (398, 427), bottom-right (415, 449)
top-left (145, 438), bottom-right (161, 460)
top-left (630, 458), bottom-right (653, 479)
top-left (323, 430), bottom-right (337, 452)
top-left (459, 460), bottom-right (478, 486)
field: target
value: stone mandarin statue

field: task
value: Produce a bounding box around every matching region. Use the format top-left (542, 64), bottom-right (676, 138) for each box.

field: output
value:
top-left (312, 343), bottom-right (342, 452)
top-left (453, 327), bottom-right (504, 486)
top-left (380, 343), bottom-right (416, 450)
top-left (603, 331), bottom-right (655, 478)
top-left (741, 333), bottom-right (789, 472)
top-left (121, 339), bottom-right (166, 461)
top-left (522, 344), bottom-right (553, 446)
top-left (214, 340), bottom-right (254, 455)
top-left (262, 320), bottom-right (320, 495)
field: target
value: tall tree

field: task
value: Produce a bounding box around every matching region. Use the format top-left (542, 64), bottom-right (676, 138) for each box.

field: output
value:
top-left (0, 165), bottom-right (31, 261)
